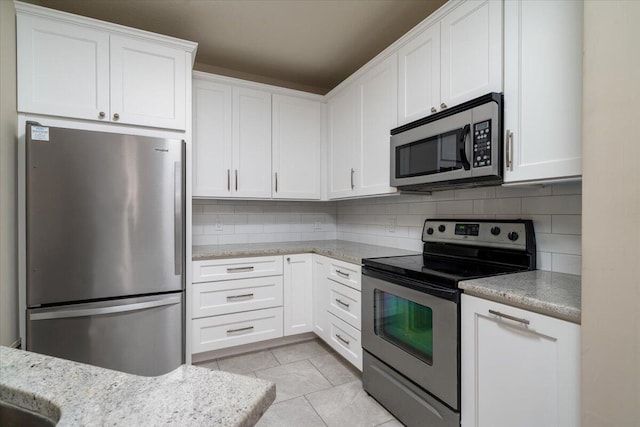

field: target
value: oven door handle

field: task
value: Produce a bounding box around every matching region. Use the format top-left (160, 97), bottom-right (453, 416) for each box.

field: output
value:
top-left (459, 124), bottom-right (471, 171)
top-left (362, 267), bottom-right (460, 302)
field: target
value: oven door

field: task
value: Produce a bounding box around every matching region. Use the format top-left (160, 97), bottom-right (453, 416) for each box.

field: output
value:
top-left (390, 109), bottom-right (472, 188)
top-left (362, 269), bottom-right (459, 410)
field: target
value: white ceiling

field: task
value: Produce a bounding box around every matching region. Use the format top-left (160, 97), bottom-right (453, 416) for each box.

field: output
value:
top-left (27, 0), bottom-right (447, 94)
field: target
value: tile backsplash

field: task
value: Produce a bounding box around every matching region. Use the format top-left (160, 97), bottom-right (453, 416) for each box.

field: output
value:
top-left (192, 182), bottom-right (582, 275)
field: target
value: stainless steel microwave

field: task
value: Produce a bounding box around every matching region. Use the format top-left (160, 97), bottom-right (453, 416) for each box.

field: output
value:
top-left (390, 93), bottom-right (503, 192)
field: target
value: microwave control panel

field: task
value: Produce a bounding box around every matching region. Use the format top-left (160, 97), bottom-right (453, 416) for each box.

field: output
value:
top-left (473, 120), bottom-right (492, 168)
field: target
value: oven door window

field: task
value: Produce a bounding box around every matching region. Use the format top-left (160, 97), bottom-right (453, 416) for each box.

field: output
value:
top-left (395, 128), bottom-right (464, 178)
top-left (374, 289), bottom-right (433, 365)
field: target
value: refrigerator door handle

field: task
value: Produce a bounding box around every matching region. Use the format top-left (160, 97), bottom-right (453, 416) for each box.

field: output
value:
top-left (174, 161), bottom-right (182, 276)
top-left (30, 296), bottom-right (182, 321)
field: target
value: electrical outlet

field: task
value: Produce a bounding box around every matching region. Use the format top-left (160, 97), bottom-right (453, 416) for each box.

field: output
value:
top-left (388, 218), bottom-right (396, 233)
top-left (314, 216), bottom-right (323, 230)
top-left (215, 217), bottom-right (224, 231)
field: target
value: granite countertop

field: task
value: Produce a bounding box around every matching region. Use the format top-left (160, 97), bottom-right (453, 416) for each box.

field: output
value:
top-left (192, 239), bottom-right (420, 264)
top-left (0, 346), bottom-right (275, 426)
top-left (459, 270), bottom-right (581, 324)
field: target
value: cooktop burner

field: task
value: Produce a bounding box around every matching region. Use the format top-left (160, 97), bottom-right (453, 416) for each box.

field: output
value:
top-left (363, 219), bottom-right (537, 289)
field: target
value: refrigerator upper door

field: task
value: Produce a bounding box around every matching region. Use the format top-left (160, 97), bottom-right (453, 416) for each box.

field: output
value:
top-left (26, 124), bottom-right (185, 306)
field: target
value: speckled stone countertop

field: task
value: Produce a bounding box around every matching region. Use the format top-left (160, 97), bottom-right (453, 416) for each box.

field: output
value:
top-left (459, 270), bottom-right (581, 324)
top-left (0, 346), bottom-right (275, 426)
top-left (193, 240), bottom-right (420, 264)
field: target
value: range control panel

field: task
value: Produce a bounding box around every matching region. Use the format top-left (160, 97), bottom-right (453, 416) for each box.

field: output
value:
top-left (472, 120), bottom-right (492, 168)
top-left (422, 219), bottom-right (528, 250)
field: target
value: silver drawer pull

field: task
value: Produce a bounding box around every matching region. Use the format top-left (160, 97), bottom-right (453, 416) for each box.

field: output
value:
top-left (335, 299), bottom-right (350, 308)
top-left (335, 269), bottom-right (350, 278)
top-left (227, 293), bottom-right (254, 301)
top-left (227, 326), bottom-right (254, 335)
top-left (227, 266), bottom-right (254, 273)
top-left (488, 309), bottom-right (530, 325)
top-left (336, 334), bottom-right (350, 345)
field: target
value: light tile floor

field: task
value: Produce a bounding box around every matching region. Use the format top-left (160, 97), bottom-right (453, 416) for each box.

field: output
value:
top-left (195, 338), bottom-right (403, 427)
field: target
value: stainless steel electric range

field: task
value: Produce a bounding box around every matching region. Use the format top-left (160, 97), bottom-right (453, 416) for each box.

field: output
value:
top-left (361, 218), bottom-right (537, 427)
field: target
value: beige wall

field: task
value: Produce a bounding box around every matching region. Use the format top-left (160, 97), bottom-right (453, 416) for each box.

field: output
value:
top-left (0, 0), bottom-right (18, 346)
top-left (582, 1), bottom-right (640, 425)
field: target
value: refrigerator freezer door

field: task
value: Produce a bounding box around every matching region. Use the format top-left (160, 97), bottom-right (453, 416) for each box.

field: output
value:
top-left (27, 293), bottom-right (184, 376)
top-left (26, 124), bottom-right (185, 306)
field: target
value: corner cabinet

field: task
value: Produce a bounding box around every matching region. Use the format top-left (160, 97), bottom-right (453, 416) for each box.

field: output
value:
top-left (16, 3), bottom-right (195, 130)
top-left (283, 254), bottom-right (313, 335)
top-left (503, 0), bottom-right (583, 183)
top-left (461, 294), bottom-right (580, 427)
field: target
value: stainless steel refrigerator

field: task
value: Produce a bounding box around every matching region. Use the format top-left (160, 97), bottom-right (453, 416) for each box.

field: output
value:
top-left (25, 122), bottom-right (185, 376)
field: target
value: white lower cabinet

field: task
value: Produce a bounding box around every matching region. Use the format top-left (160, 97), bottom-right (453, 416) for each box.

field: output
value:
top-left (327, 313), bottom-right (362, 370)
top-left (312, 255), bottom-right (330, 340)
top-left (283, 254), bottom-right (313, 336)
top-left (461, 294), bottom-right (580, 427)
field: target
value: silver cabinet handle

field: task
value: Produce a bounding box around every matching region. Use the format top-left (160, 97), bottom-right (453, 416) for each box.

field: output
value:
top-left (335, 334), bottom-right (350, 345)
top-left (30, 296), bottom-right (181, 321)
top-left (98, 111), bottom-right (105, 119)
top-left (335, 299), bottom-right (350, 308)
top-left (430, 107), bottom-right (437, 113)
top-left (174, 161), bottom-right (182, 276)
top-left (235, 169), bottom-right (238, 191)
top-left (227, 266), bottom-right (254, 273)
top-left (113, 113), bottom-right (120, 121)
top-left (227, 326), bottom-right (254, 335)
top-left (440, 102), bottom-right (447, 109)
top-left (226, 293), bottom-right (254, 301)
top-left (350, 168), bottom-right (355, 190)
top-left (275, 172), bottom-right (278, 192)
top-left (505, 130), bottom-right (514, 171)
top-left (335, 269), bottom-right (350, 278)
top-left (227, 169), bottom-right (231, 191)
top-left (489, 309), bottom-right (530, 325)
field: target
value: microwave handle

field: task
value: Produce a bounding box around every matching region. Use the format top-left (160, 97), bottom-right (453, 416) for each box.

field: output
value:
top-left (459, 124), bottom-right (471, 171)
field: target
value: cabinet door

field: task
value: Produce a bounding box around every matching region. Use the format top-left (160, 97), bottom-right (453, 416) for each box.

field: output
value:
top-left (359, 54), bottom-right (398, 197)
top-left (461, 295), bottom-right (580, 427)
top-left (283, 254), bottom-right (313, 336)
top-left (327, 84), bottom-right (360, 199)
top-left (312, 255), bottom-right (329, 340)
top-left (503, 0), bottom-right (583, 183)
top-left (16, 14), bottom-right (110, 121)
top-left (233, 87), bottom-right (272, 198)
top-left (397, 23), bottom-right (440, 125)
top-left (272, 95), bottom-right (322, 199)
top-left (440, 0), bottom-right (502, 108)
top-left (192, 79), bottom-right (233, 197)
top-left (110, 35), bottom-right (187, 130)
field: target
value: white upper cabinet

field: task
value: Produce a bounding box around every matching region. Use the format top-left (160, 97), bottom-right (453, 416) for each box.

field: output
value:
top-left (192, 79), bottom-right (233, 197)
top-left (440, 0), bottom-right (502, 109)
top-left (397, 0), bottom-right (502, 125)
top-left (398, 23), bottom-right (440, 124)
top-left (272, 95), bottom-right (322, 199)
top-left (232, 87), bottom-right (272, 198)
top-left (15, 3), bottom-right (196, 130)
top-left (503, 0), bottom-right (583, 184)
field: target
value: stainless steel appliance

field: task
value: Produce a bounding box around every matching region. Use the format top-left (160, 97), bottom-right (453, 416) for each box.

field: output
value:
top-left (390, 93), bottom-right (503, 192)
top-left (25, 122), bottom-right (185, 376)
top-left (362, 219), bottom-right (536, 427)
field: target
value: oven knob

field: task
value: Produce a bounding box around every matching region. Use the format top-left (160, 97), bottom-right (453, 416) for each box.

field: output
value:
top-left (507, 231), bottom-right (519, 241)
top-left (490, 226), bottom-right (501, 236)
top-left (438, 225), bottom-right (446, 233)
top-left (426, 227), bottom-right (434, 235)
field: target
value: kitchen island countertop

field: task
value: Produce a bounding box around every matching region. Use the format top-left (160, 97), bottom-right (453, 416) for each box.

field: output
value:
top-left (459, 270), bottom-right (581, 324)
top-left (0, 346), bottom-right (275, 426)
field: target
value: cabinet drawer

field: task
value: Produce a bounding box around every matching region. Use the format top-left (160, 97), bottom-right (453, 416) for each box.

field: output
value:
top-left (328, 259), bottom-right (361, 291)
top-left (327, 313), bottom-right (362, 371)
top-left (327, 280), bottom-right (361, 330)
top-left (193, 256), bottom-right (283, 283)
top-left (192, 276), bottom-right (283, 318)
top-left (191, 307), bottom-right (283, 354)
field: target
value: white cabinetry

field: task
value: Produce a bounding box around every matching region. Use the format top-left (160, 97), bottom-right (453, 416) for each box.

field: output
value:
top-left (461, 294), bottom-right (580, 427)
top-left (283, 254), bottom-right (313, 335)
top-left (503, 0), bottom-right (583, 183)
top-left (16, 4), bottom-right (194, 130)
top-left (328, 54), bottom-right (397, 199)
top-left (398, 0), bottom-right (502, 125)
top-left (272, 95), bottom-right (322, 199)
top-left (312, 255), bottom-right (329, 340)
